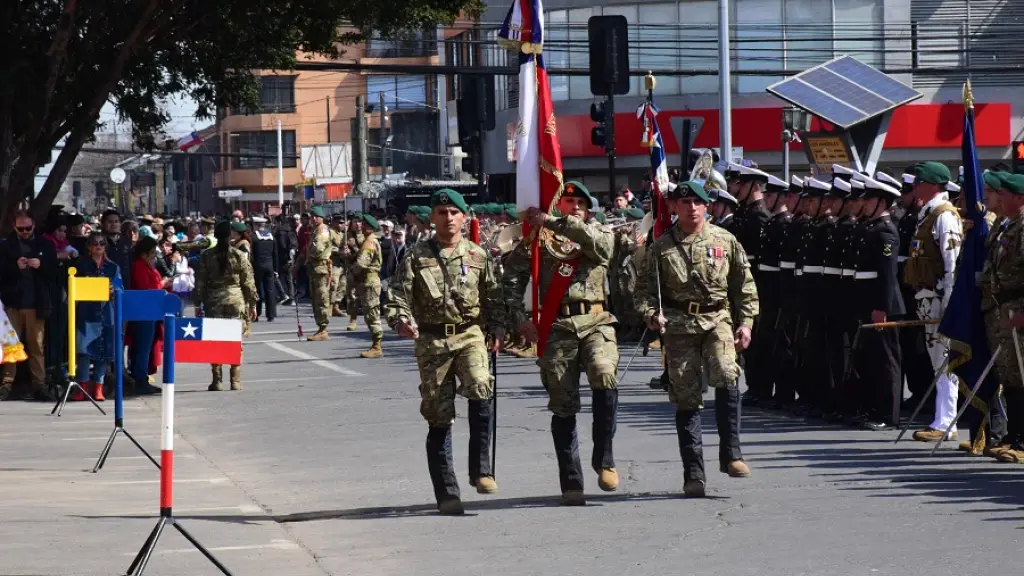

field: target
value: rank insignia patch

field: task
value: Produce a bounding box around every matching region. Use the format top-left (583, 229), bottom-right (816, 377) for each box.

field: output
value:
top-left (882, 243), bottom-right (892, 256)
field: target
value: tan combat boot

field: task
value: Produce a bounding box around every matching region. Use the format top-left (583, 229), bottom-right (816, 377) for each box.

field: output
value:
top-left (596, 468), bottom-right (619, 491)
top-left (208, 365), bottom-right (223, 391)
top-left (473, 476), bottom-right (498, 494)
top-left (360, 338), bottom-right (383, 359)
top-left (229, 366), bottom-right (242, 391)
top-left (307, 328), bottom-right (329, 341)
top-left (331, 305), bottom-right (344, 317)
top-left (913, 428), bottom-right (957, 442)
top-left (346, 316), bottom-right (358, 331)
top-left (648, 339), bottom-right (662, 350)
top-left (723, 460), bottom-right (751, 478)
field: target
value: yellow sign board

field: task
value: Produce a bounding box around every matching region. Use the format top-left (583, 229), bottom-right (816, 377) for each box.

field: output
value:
top-left (804, 135), bottom-right (852, 175)
top-left (67, 268), bottom-right (111, 377)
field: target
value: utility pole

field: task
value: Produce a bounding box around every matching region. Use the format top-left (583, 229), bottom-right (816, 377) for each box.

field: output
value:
top-left (379, 91), bottom-right (388, 182)
top-left (276, 119), bottom-right (284, 207)
top-left (475, 76), bottom-right (486, 200)
top-left (718, 0), bottom-right (733, 164)
top-left (326, 96), bottom-right (332, 143)
top-left (355, 95), bottom-right (368, 186)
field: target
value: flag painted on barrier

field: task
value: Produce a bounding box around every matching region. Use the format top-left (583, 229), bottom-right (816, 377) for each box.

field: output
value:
top-left (174, 318), bottom-right (243, 364)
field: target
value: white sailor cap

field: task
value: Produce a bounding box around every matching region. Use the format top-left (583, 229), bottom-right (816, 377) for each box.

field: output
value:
top-left (850, 179), bottom-right (865, 193)
top-left (789, 175), bottom-right (805, 192)
top-left (864, 177), bottom-right (901, 198)
top-left (802, 177), bottom-right (832, 196)
top-left (850, 171), bottom-right (868, 182)
top-left (725, 162), bottom-right (745, 177)
top-left (715, 189), bottom-right (739, 206)
top-left (901, 173), bottom-right (916, 185)
top-left (766, 174), bottom-right (789, 192)
top-left (737, 164), bottom-right (770, 182)
top-left (875, 172), bottom-right (902, 189)
top-left (946, 181), bottom-right (962, 194)
top-left (250, 216), bottom-right (268, 223)
top-left (832, 164), bottom-right (858, 181)
top-left (830, 178), bottom-right (852, 197)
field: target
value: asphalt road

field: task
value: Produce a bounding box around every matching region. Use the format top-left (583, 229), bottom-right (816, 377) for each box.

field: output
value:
top-left (2, 302), bottom-right (1023, 576)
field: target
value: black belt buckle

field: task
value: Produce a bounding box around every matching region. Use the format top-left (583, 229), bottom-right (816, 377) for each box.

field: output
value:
top-left (688, 302), bottom-right (700, 315)
top-left (445, 324), bottom-right (456, 337)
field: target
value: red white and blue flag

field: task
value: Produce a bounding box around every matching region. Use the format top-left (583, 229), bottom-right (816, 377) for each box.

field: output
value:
top-left (637, 102), bottom-right (672, 237)
top-left (176, 131), bottom-right (202, 152)
top-left (175, 318), bottom-right (243, 364)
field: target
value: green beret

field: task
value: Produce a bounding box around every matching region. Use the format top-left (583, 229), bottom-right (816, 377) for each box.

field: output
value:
top-left (407, 205), bottom-right (421, 215)
top-left (310, 206), bottom-right (327, 218)
top-left (998, 172), bottom-right (1024, 195)
top-left (417, 212), bottom-right (430, 224)
top-left (626, 207), bottom-right (645, 220)
top-left (214, 220), bottom-right (231, 237)
top-left (594, 211), bottom-right (608, 225)
top-left (984, 171), bottom-right (1004, 191)
top-left (360, 213), bottom-right (381, 231)
top-left (230, 221), bottom-right (248, 233)
top-left (504, 204), bottom-right (518, 219)
top-left (667, 180), bottom-right (711, 203)
top-left (431, 188), bottom-right (469, 213)
top-left (562, 181), bottom-right (598, 210)
top-left (914, 161), bottom-right (951, 186)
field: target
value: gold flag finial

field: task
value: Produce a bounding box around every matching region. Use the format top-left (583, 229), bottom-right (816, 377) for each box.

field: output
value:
top-left (963, 80), bottom-right (974, 111)
top-left (644, 72), bottom-right (656, 92)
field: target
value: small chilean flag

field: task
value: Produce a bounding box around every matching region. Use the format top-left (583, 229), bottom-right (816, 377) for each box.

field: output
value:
top-left (175, 318), bottom-right (243, 364)
top-left (176, 131), bottom-right (202, 151)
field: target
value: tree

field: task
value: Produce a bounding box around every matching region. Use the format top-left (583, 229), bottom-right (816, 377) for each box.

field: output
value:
top-left (0, 0), bottom-right (480, 225)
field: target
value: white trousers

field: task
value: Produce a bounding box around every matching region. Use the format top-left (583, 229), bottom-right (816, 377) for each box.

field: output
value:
top-left (917, 293), bottom-right (958, 431)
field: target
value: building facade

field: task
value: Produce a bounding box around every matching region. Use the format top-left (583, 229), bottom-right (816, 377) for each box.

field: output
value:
top-left (475, 0), bottom-right (1024, 199)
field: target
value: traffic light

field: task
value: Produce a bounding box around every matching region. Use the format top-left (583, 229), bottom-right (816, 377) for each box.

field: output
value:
top-left (1013, 141), bottom-right (1024, 173)
top-left (590, 100), bottom-right (613, 152)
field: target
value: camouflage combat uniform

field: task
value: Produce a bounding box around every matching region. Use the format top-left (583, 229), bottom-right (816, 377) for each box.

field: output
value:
top-left (344, 230), bottom-right (366, 326)
top-left (194, 246), bottom-right (259, 390)
top-left (330, 227), bottom-right (346, 315)
top-left (386, 237), bottom-right (505, 505)
top-left (503, 214), bottom-right (620, 500)
top-left (635, 221), bottom-right (758, 491)
top-left (352, 233), bottom-right (384, 350)
top-left (306, 224), bottom-right (334, 338)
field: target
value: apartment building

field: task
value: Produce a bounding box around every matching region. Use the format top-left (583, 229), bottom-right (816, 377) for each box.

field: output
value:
top-left (475, 0), bottom-right (1024, 198)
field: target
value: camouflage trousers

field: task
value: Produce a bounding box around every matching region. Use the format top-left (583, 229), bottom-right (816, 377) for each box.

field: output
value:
top-left (357, 283), bottom-right (383, 339)
top-left (537, 324), bottom-right (619, 418)
top-left (345, 272), bottom-right (362, 316)
top-left (416, 326), bottom-right (493, 427)
top-left (986, 304), bottom-right (1024, 390)
top-left (331, 266), bottom-right (346, 306)
top-left (309, 270), bottom-right (331, 329)
top-left (206, 302), bottom-right (248, 382)
top-left (664, 321), bottom-right (741, 411)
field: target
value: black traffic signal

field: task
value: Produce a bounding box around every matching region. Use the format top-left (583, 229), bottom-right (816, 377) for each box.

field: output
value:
top-left (591, 101), bottom-right (613, 152)
top-left (1013, 141), bottom-right (1024, 173)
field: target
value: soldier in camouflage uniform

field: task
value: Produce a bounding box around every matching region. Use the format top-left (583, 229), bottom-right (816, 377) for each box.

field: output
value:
top-left (194, 221), bottom-right (259, 391)
top-left (306, 206), bottom-right (334, 341)
top-left (636, 180), bottom-right (758, 498)
top-left (613, 207), bottom-right (646, 338)
top-left (387, 189), bottom-right (505, 515)
top-left (503, 181), bottom-right (620, 506)
top-left (344, 215), bottom-right (366, 330)
top-left (330, 214), bottom-right (347, 317)
top-left (352, 213), bottom-right (384, 358)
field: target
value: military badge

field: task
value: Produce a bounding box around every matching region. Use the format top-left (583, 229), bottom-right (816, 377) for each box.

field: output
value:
top-left (558, 263), bottom-right (574, 277)
top-left (882, 243), bottom-right (892, 256)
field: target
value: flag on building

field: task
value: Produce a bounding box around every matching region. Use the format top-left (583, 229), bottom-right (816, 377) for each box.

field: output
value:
top-left (500, 0), bottom-right (566, 353)
top-left (637, 102), bottom-right (672, 238)
top-left (176, 131), bottom-right (202, 152)
top-left (938, 82), bottom-right (996, 429)
top-left (174, 318), bottom-right (243, 364)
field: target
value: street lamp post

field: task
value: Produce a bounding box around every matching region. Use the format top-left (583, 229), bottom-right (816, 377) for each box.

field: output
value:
top-left (781, 107), bottom-right (812, 181)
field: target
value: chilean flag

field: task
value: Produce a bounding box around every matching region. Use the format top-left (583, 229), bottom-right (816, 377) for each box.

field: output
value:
top-left (638, 102), bottom-right (672, 238)
top-left (175, 318), bottom-right (243, 364)
top-left (176, 131), bottom-right (202, 152)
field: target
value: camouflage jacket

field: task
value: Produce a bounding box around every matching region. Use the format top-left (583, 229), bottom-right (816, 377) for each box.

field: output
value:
top-left (386, 238), bottom-right (506, 336)
top-left (329, 228), bottom-right (346, 267)
top-left (503, 214), bottom-right (616, 334)
top-left (194, 246), bottom-right (259, 310)
top-left (982, 214), bottom-right (1024, 310)
top-left (306, 225), bottom-right (334, 274)
top-left (352, 234), bottom-right (382, 287)
top-left (636, 222), bottom-right (759, 335)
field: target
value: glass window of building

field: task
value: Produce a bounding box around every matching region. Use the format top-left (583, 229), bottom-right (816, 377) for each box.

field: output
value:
top-left (367, 75), bottom-right (428, 110)
top-left (546, 10), bottom-right (570, 101)
top-left (567, 8), bottom-right (594, 99)
top-left (638, 3), bottom-right (680, 95)
top-left (679, 1), bottom-right (719, 94)
top-left (784, 0), bottom-right (834, 71)
top-left (736, 0), bottom-right (784, 93)
top-left (232, 130), bottom-right (297, 169)
top-left (834, 0), bottom-right (883, 68)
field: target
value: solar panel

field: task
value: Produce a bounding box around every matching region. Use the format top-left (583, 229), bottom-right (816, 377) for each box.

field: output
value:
top-left (766, 55), bottom-right (922, 129)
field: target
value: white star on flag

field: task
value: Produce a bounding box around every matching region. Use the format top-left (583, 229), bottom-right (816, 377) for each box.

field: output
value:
top-left (181, 322), bottom-right (198, 338)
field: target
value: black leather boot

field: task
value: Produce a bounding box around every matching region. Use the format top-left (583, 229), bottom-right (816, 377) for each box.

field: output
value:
top-left (675, 409), bottom-right (705, 497)
top-left (467, 399), bottom-right (497, 493)
top-left (426, 427), bottom-right (463, 514)
top-left (591, 389), bottom-right (619, 491)
top-left (551, 415), bottom-right (585, 505)
top-left (716, 386), bottom-right (751, 477)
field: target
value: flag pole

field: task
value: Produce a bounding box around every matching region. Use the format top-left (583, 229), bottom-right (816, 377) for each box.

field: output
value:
top-left (644, 72), bottom-right (665, 336)
top-left (930, 345), bottom-right (1001, 456)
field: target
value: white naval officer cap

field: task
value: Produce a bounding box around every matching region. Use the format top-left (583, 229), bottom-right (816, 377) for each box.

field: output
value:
top-left (766, 174), bottom-right (789, 192)
top-left (802, 177), bottom-right (832, 196)
top-left (832, 164), bottom-right (858, 181)
top-left (830, 178), bottom-right (852, 195)
top-left (946, 181), bottom-right (961, 194)
top-left (250, 215), bottom-right (268, 223)
top-left (789, 175), bottom-right (805, 192)
top-left (901, 172), bottom-right (917, 185)
top-left (864, 176), bottom-right (901, 198)
top-left (875, 172), bottom-right (902, 189)
top-left (715, 189), bottom-right (739, 206)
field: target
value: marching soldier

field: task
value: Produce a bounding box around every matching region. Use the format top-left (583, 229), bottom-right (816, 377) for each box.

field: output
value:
top-left (330, 214), bottom-right (347, 317)
top-left (907, 162), bottom-right (963, 443)
top-left (636, 180), bottom-right (758, 497)
top-left (712, 189), bottom-right (739, 228)
top-left (306, 206), bottom-right (334, 341)
top-left (351, 213), bottom-right (384, 358)
top-left (344, 214), bottom-right (365, 331)
top-left (250, 216), bottom-right (278, 322)
top-left (194, 221), bottom-right (259, 391)
top-left (503, 181), bottom-right (621, 506)
top-left (386, 189), bottom-right (505, 514)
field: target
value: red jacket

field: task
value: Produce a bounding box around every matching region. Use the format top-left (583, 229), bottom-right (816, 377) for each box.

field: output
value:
top-left (130, 257), bottom-right (165, 373)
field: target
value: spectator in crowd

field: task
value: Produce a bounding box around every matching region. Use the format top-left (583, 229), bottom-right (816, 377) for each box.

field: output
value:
top-left (231, 210), bottom-right (244, 222)
top-left (275, 216), bottom-right (298, 304)
top-left (296, 213), bottom-right (311, 299)
top-left (101, 210), bottom-right (132, 289)
top-left (71, 232), bottom-right (120, 402)
top-left (128, 237), bottom-right (166, 395)
top-left (155, 234), bottom-right (174, 279)
top-left (0, 211), bottom-right (57, 401)
top-left (42, 217), bottom-right (79, 263)
top-left (67, 214), bottom-right (90, 256)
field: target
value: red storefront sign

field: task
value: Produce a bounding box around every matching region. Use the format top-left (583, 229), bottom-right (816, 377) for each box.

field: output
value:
top-left (555, 103), bottom-right (1011, 159)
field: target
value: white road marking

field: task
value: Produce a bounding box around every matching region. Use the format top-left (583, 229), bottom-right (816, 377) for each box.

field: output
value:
top-left (102, 477), bottom-right (227, 485)
top-left (121, 539), bottom-right (299, 555)
top-left (105, 503), bottom-right (263, 516)
top-left (263, 341), bottom-right (364, 376)
top-left (62, 434), bottom-right (174, 441)
top-left (81, 454), bottom-right (195, 461)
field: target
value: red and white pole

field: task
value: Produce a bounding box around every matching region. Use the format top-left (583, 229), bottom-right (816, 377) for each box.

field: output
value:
top-left (159, 313), bottom-right (176, 517)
